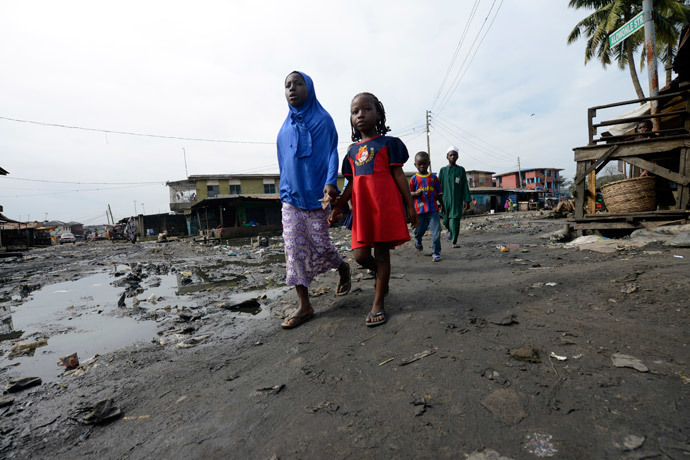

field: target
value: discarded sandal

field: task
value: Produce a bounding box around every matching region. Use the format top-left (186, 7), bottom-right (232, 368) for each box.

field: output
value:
top-left (366, 310), bottom-right (388, 327)
top-left (335, 262), bottom-right (351, 296)
top-left (281, 312), bottom-right (314, 329)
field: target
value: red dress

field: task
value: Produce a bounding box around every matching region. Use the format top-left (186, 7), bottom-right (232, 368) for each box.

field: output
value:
top-left (343, 135), bottom-right (410, 249)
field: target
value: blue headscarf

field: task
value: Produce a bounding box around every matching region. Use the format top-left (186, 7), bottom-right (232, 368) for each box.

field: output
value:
top-left (277, 71), bottom-right (339, 210)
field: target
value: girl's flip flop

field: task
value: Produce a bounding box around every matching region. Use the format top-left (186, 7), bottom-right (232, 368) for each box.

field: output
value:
top-left (365, 311), bottom-right (387, 327)
top-left (281, 312), bottom-right (314, 329)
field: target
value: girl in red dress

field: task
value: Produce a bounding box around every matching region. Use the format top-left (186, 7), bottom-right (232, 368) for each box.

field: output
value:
top-left (330, 92), bottom-right (418, 327)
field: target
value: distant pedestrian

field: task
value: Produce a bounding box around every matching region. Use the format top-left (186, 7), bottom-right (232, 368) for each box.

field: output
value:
top-left (439, 146), bottom-right (471, 248)
top-left (330, 92), bottom-right (418, 327)
top-left (409, 151), bottom-right (444, 262)
top-left (277, 71), bottom-right (351, 330)
top-left (125, 217), bottom-right (138, 243)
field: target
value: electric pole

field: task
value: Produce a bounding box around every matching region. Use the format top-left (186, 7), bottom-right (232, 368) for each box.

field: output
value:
top-left (426, 110), bottom-right (432, 172)
top-left (517, 157), bottom-right (523, 190)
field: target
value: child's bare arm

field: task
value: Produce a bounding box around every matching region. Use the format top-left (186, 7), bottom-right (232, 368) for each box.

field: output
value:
top-left (391, 166), bottom-right (418, 229)
top-left (329, 181), bottom-right (352, 225)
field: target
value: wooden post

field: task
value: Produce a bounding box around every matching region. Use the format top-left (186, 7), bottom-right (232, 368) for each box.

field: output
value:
top-left (575, 161), bottom-right (586, 219)
top-left (587, 108), bottom-right (596, 145)
top-left (679, 148), bottom-right (690, 210)
top-left (587, 169), bottom-right (597, 215)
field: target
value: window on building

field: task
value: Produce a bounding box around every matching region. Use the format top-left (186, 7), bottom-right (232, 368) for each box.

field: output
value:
top-left (479, 176), bottom-right (485, 185)
top-left (229, 184), bottom-right (241, 195)
top-left (264, 183), bottom-right (276, 194)
top-left (207, 185), bottom-right (220, 197)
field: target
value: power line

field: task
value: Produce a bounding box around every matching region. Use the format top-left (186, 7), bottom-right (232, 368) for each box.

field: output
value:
top-left (432, 115), bottom-right (514, 162)
top-left (432, 118), bottom-right (514, 164)
top-left (0, 183), bottom-right (160, 198)
top-left (0, 176), bottom-right (163, 185)
top-left (435, 0), bottom-right (504, 115)
top-left (0, 115), bottom-right (277, 145)
top-left (431, 0), bottom-right (482, 111)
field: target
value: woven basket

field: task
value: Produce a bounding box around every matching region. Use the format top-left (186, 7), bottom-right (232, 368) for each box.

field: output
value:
top-left (600, 176), bottom-right (656, 213)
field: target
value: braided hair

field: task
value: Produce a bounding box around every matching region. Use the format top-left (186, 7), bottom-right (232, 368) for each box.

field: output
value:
top-left (350, 92), bottom-right (390, 142)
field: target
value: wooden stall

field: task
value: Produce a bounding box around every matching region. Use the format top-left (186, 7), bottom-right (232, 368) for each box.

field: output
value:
top-left (571, 88), bottom-right (690, 233)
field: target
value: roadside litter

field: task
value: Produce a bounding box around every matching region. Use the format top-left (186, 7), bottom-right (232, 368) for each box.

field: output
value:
top-left (8, 339), bottom-right (48, 358)
top-left (79, 398), bottom-right (122, 425)
top-left (611, 353), bottom-right (649, 372)
top-left (399, 349), bottom-right (435, 366)
top-left (524, 433), bottom-right (558, 457)
top-left (59, 352), bottom-right (79, 370)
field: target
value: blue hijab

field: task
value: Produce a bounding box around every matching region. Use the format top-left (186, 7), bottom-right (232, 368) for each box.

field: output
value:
top-left (277, 71), bottom-right (339, 210)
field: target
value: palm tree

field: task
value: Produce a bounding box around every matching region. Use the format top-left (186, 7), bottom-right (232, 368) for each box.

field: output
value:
top-left (568, 0), bottom-right (690, 99)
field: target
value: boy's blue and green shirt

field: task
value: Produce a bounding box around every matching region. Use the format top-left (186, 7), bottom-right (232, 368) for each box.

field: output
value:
top-left (409, 173), bottom-right (442, 214)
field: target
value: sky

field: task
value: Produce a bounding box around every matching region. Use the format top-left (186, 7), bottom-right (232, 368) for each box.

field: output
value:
top-left (0, 0), bottom-right (664, 224)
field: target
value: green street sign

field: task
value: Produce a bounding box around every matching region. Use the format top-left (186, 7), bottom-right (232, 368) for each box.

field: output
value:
top-left (609, 12), bottom-right (644, 48)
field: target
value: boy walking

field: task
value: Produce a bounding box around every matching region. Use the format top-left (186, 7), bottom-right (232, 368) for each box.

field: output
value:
top-left (409, 151), bottom-right (445, 262)
top-left (439, 146), bottom-right (471, 248)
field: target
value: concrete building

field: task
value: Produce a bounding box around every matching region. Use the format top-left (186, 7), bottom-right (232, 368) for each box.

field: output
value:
top-left (466, 170), bottom-right (496, 188)
top-left (493, 168), bottom-right (564, 201)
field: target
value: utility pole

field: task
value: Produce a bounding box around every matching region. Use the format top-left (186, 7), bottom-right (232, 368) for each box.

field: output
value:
top-left (517, 157), bottom-right (523, 189)
top-left (426, 110), bottom-right (432, 172)
top-left (642, 0), bottom-right (659, 129)
top-left (134, 200), bottom-right (137, 216)
top-left (182, 148), bottom-right (189, 178)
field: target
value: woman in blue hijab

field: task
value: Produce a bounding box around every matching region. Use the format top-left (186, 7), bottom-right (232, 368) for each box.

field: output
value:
top-left (277, 71), bottom-right (351, 329)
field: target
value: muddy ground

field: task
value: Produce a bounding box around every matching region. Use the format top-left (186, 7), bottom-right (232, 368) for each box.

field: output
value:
top-left (0, 212), bottom-right (688, 459)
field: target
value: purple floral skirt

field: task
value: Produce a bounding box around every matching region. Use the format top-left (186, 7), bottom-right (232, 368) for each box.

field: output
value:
top-left (282, 202), bottom-right (343, 287)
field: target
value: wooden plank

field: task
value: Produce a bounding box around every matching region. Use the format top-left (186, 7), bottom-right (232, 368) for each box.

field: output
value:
top-left (587, 108), bottom-right (596, 146)
top-left (575, 210), bottom-right (689, 221)
top-left (575, 161), bottom-right (586, 220)
top-left (679, 147), bottom-right (690, 210)
top-left (573, 137), bottom-right (690, 161)
top-left (592, 110), bottom-right (687, 128)
top-left (587, 170), bottom-right (597, 215)
top-left (575, 145), bottom-right (619, 184)
top-left (623, 156), bottom-right (690, 185)
top-left (590, 90), bottom-right (687, 111)
top-left (574, 222), bottom-right (638, 230)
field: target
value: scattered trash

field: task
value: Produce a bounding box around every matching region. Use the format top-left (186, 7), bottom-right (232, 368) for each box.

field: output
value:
top-left (304, 401), bottom-right (339, 415)
top-left (524, 433), bottom-right (558, 457)
top-left (59, 352), bottom-right (80, 370)
top-left (572, 354), bottom-right (584, 359)
top-left (481, 388), bottom-right (527, 425)
top-left (310, 286), bottom-right (331, 297)
top-left (549, 352), bottom-right (567, 361)
top-left (5, 377), bottom-right (42, 393)
top-left (544, 282), bottom-right (558, 287)
top-left (399, 349), bottom-right (435, 366)
top-left (8, 339), bottom-right (48, 358)
top-left (117, 292), bottom-right (126, 307)
top-left (621, 283), bottom-right (638, 294)
top-left (509, 344), bottom-right (540, 363)
top-left (80, 398), bottom-right (123, 425)
top-left (482, 368), bottom-right (510, 387)
top-left (379, 358), bottom-right (394, 366)
top-left (123, 415), bottom-right (151, 421)
top-left (611, 353), bottom-right (649, 372)
top-left (358, 333), bottom-right (377, 345)
top-left (254, 384), bottom-right (285, 395)
top-left (613, 434), bottom-right (645, 451)
top-left (673, 255), bottom-right (684, 259)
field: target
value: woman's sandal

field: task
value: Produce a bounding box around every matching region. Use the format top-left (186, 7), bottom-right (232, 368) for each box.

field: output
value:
top-left (335, 262), bottom-right (351, 296)
top-left (281, 312), bottom-right (314, 329)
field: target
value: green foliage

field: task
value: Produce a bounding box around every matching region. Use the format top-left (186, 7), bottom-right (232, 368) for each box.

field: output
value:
top-left (568, 0), bottom-right (690, 93)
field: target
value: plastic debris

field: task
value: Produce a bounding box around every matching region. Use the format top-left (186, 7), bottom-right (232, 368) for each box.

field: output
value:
top-left (524, 433), bottom-right (558, 457)
top-left (399, 349), bottom-right (435, 366)
top-left (8, 339), bottom-right (48, 358)
top-left (611, 353), bottom-right (649, 372)
top-left (59, 352), bottom-right (80, 370)
top-left (549, 352), bottom-right (567, 361)
top-left (379, 358), bottom-right (394, 366)
top-left (80, 398), bottom-right (122, 425)
top-left (674, 255), bottom-right (684, 259)
top-left (254, 384), bottom-right (285, 395)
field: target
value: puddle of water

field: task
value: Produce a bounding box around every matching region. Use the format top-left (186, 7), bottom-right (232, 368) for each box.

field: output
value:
top-left (0, 271), bottom-right (186, 381)
top-left (0, 267), bottom-right (290, 382)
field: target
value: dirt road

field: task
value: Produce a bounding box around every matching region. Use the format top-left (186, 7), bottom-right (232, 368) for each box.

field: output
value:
top-left (1, 213), bottom-right (689, 459)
